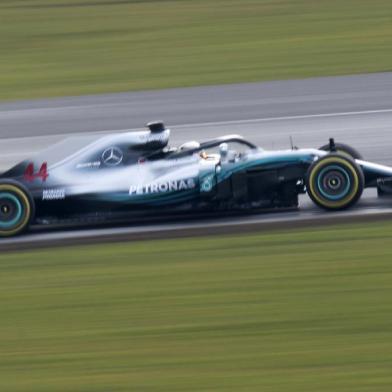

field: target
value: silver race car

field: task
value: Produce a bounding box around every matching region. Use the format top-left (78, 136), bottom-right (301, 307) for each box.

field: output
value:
top-left (1, 121), bottom-right (391, 236)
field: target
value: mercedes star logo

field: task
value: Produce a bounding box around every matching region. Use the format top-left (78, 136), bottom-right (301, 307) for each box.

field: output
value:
top-left (102, 147), bottom-right (123, 166)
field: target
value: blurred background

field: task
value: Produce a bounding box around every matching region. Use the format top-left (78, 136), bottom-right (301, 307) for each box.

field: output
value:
top-left (1, 0), bottom-right (392, 101)
top-left (1, 1), bottom-right (392, 391)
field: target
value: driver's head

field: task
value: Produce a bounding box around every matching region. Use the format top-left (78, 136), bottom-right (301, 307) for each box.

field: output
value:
top-left (219, 143), bottom-right (229, 157)
top-left (200, 150), bottom-right (208, 159)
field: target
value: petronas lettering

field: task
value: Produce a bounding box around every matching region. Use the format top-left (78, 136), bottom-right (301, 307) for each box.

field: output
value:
top-left (130, 178), bottom-right (197, 195)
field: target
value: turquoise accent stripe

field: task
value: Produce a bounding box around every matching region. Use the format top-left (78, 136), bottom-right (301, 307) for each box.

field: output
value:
top-left (93, 188), bottom-right (199, 205)
top-left (217, 154), bottom-right (314, 184)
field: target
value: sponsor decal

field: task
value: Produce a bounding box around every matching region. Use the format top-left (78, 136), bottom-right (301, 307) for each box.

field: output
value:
top-left (200, 174), bottom-right (214, 192)
top-left (24, 162), bottom-right (49, 182)
top-left (42, 188), bottom-right (66, 201)
top-left (102, 147), bottom-right (123, 166)
top-left (76, 161), bottom-right (101, 169)
top-left (130, 178), bottom-right (196, 195)
top-left (139, 133), bottom-right (168, 144)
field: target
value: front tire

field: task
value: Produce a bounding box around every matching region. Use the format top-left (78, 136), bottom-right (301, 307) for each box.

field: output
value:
top-left (306, 154), bottom-right (364, 210)
top-left (0, 181), bottom-right (34, 237)
top-left (319, 142), bottom-right (363, 160)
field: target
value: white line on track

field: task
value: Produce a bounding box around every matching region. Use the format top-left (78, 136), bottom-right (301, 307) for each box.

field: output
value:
top-left (84, 108), bottom-right (392, 135)
top-left (170, 108), bottom-right (392, 129)
top-left (1, 107), bottom-right (392, 168)
top-left (2, 107), bottom-right (392, 143)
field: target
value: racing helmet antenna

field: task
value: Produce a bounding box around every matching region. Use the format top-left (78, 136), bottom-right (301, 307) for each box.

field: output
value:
top-left (290, 136), bottom-right (298, 150)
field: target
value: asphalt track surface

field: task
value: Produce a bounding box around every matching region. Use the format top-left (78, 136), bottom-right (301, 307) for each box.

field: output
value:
top-left (1, 72), bottom-right (392, 250)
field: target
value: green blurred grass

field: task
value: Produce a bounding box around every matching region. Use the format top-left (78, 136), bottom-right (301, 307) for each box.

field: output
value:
top-left (1, 223), bottom-right (392, 391)
top-left (1, 0), bottom-right (392, 101)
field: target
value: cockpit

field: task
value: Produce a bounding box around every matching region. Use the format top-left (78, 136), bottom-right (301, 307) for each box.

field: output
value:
top-left (41, 122), bottom-right (260, 170)
top-left (154, 135), bottom-right (259, 163)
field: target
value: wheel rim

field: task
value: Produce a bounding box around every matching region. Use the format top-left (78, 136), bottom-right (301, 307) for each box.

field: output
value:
top-left (0, 192), bottom-right (23, 229)
top-left (317, 165), bottom-right (351, 201)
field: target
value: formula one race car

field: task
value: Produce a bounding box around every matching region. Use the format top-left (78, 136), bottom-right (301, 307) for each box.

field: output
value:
top-left (1, 121), bottom-right (392, 237)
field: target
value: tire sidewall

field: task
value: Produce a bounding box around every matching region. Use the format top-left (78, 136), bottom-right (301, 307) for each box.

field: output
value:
top-left (306, 154), bottom-right (364, 210)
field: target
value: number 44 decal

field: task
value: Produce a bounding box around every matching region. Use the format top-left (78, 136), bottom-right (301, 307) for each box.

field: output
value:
top-left (24, 162), bottom-right (49, 182)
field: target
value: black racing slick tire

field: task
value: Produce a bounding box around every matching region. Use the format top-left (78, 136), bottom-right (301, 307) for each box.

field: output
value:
top-left (319, 143), bottom-right (363, 160)
top-left (306, 154), bottom-right (364, 211)
top-left (0, 181), bottom-right (34, 237)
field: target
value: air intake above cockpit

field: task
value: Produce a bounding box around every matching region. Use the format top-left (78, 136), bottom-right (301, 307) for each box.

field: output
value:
top-left (147, 121), bottom-right (165, 133)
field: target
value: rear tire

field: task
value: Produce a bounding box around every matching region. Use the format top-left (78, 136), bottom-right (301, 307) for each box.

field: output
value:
top-left (0, 181), bottom-right (34, 237)
top-left (306, 154), bottom-right (364, 210)
top-left (319, 143), bottom-right (363, 160)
